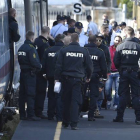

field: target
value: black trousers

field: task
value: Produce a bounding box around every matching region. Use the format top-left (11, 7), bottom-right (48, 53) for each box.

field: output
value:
top-left (19, 71), bottom-right (36, 118)
top-left (85, 73), bottom-right (99, 118)
top-left (35, 73), bottom-right (47, 116)
top-left (117, 71), bottom-right (140, 121)
top-left (47, 77), bottom-right (56, 119)
top-left (62, 76), bottom-right (82, 127)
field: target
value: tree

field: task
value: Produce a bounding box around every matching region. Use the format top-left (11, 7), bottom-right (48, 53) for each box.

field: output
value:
top-left (117, 0), bottom-right (133, 19)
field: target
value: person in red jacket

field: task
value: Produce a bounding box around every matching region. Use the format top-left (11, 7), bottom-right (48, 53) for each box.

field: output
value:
top-left (105, 36), bottom-right (122, 110)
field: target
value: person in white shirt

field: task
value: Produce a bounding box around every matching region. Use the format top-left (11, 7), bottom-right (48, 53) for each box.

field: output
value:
top-left (86, 15), bottom-right (98, 36)
top-left (51, 16), bottom-right (68, 38)
top-left (110, 21), bottom-right (119, 46)
top-left (75, 22), bottom-right (88, 47)
top-left (118, 22), bottom-right (126, 40)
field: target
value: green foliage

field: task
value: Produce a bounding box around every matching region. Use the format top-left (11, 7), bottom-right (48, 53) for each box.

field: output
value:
top-left (117, 0), bottom-right (133, 19)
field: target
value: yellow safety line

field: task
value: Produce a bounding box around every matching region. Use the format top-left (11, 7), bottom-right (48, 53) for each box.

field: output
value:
top-left (54, 122), bottom-right (62, 140)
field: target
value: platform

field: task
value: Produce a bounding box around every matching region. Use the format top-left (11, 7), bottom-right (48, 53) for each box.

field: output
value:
top-left (12, 109), bottom-right (140, 140)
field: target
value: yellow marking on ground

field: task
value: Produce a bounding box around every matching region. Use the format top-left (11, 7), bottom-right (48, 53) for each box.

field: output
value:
top-left (54, 122), bottom-right (62, 140)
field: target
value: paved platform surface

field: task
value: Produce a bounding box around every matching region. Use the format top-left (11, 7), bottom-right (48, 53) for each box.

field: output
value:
top-left (12, 109), bottom-right (140, 140)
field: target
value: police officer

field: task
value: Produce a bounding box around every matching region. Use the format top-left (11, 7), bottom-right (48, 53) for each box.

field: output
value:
top-left (86, 15), bottom-right (98, 35)
top-left (85, 35), bottom-right (107, 121)
top-left (113, 26), bottom-right (140, 125)
top-left (34, 26), bottom-right (50, 119)
top-left (51, 16), bottom-right (68, 38)
top-left (42, 34), bottom-right (65, 120)
top-left (18, 31), bottom-right (42, 121)
top-left (9, 8), bottom-right (20, 44)
top-left (75, 22), bottom-right (88, 47)
top-left (54, 33), bottom-right (93, 130)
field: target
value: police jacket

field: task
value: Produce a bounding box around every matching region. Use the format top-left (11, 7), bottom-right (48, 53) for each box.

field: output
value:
top-left (85, 43), bottom-right (107, 79)
top-left (18, 40), bottom-right (41, 70)
top-left (34, 36), bottom-right (50, 61)
top-left (102, 35), bottom-right (110, 47)
top-left (42, 42), bottom-right (64, 77)
top-left (54, 42), bottom-right (93, 80)
top-left (114, 37), bottom-right (140, 70)
top-left (98, 44), bottom-right (111, 73)
top-left (9, 16), bottom-right (20, 43)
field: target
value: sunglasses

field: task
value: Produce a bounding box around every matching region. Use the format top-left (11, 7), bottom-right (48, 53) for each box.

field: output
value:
top-left (96, 39), bottom-right (102, 42)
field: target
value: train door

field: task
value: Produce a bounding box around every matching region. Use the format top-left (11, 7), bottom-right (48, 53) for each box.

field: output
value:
top-left (11, 0), bottom-right (25, 90)
top-left (0, 0), bottom-right (10, 100)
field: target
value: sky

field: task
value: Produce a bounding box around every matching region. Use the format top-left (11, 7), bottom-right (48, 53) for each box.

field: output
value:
top-left (48, 0), bottom-right (80, 5)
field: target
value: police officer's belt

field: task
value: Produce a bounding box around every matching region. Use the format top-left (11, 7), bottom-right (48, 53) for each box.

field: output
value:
top-left (63, 75), bottom-right (82, 80)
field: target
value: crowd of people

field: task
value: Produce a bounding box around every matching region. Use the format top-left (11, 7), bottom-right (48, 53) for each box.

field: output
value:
top-left (9, 8), bottom-right (140, 130)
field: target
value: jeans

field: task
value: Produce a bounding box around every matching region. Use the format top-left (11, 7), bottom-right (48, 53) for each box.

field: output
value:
top-left (105, 73), bottom-right (119, 105)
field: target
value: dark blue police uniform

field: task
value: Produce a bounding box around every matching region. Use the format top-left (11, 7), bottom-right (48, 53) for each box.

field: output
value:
top-left (34, 36), bottom-right (50, 117)
top-left (18, 40), bottom-right (41, 119)
top-left (42, 41), bottom-right (64, 120)
top-left (85, 43), bottom-right (107, 120)
top-left (113, 37), bottom-right (140, 124)
top-left (55, 42), bottom-right (93, 128)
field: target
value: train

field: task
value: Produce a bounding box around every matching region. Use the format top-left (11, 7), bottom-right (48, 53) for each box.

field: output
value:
top-left (0, 0), bottom-right (48, 130)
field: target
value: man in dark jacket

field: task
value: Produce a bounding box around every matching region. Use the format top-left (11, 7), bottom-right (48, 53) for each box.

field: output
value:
top-left (9, 8), bottom-right (20, 44)
top-left (85, 35), bottom-right (107, 121)
top-left (113, 26), bottom-right (140, 125)
top-left (54, 33), bottom-right (93, 130)
top-left (18, 31), bottom-right (41, 121)
top-left (42, 34), bottom-right (65, 120)
top-left (34, 26), bottom-right (50, 119)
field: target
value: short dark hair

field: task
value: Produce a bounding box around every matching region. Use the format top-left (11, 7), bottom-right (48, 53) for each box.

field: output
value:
top-left (55, 34), bottom-right (65, 42)
top-left (71, 33), bottom-right (79, 42)
top-left (26, 31), bottom-right (34, 40)
top-left (68, 19), bottom-right (75, 25)
top-left (41, 26), bottom-right (50, 34)
top-left (88, 35), bottom-right (96, 43)
top-left (115, 35), bottom-right (122, 41)
top-left (124, 26), bottom-right (134, 36)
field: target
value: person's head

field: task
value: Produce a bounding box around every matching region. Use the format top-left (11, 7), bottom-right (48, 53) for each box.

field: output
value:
top-left (63, 36), bottom-right (71, 46)
top-left (86, 15), bottom-right (92, 22)
top-left (88, 35), bottom-right (96, 44)
top-left (71, 33), bottom-right (79, 43)
top-left (66, 16), bottom-right (71, 23)
top-left (124, 26), bottom-right (135, 38)
top-left (55, 34), bottom-right (65, 43)
top-left (75, 22), bottom-right (83, 34)
top-left (112, 21), bottom-right (118, 32)
top-left (68, 19), bottom-right (75, 28)
top-left (9, 8), bottom-right (16, 18)
top-left (114, 36), bottom-right (122, 47)
top-left (110, 19), bottom-right (115, 25)
top-left (95, 34), bottom-right (104, 46)
top-left (41, 26), bottom-right (50, 38)
top-left (100, 25), bottom-right (109, 36)
top-left (63, 31), bottom-right (68, 36)
top-left (102, 14), bottom-right (108, 20)
top-left (137, 29), bottom-right (140, 39)
top-left (119, 22), bottom-right (126, 30)
top-left (67, 28), bottom-right (76, 36)
top-left (57, 15), bottom-right (65, 25)
top-left (26, 31), bottom-right (35, 42)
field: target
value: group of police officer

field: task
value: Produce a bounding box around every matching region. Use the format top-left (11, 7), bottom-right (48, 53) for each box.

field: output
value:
top-left (12, 11), bottom-right (140, 130)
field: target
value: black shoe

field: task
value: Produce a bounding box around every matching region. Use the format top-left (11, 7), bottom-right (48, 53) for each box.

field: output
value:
top-left (27, 116), bottom-right (41, 121)
top-left (20, 117), bottom-right (27, 120)
top-left (135, 120), bottom-right (140, 125)
top-left (88, 118), bottom-right (95, 121)
top-left (62, 123), bottom-right (69, 128)
top-left (113, 117), bottom-right (124, 122)
top-left (36, 114), bottom-right (48, 119)
top-left (71, 127), bottom-right (79, 130)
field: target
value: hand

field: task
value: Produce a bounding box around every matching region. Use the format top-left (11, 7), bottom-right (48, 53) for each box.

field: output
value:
top-left (99, 87), bottom-right (103, 92)
top-left (86, 79), bottom-right (90, 83)
top-left (55, 80), bottom-right (59, 84)
top-left (107, 73), bottom-right (111, 79)
top-left (43, 74), bottom-right (47, 79)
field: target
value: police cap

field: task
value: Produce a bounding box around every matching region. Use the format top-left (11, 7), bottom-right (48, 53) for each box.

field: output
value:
top-left (75, 22), bottom-right (83, 29)
top-left (57, 15), bottom-right (65, 21)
